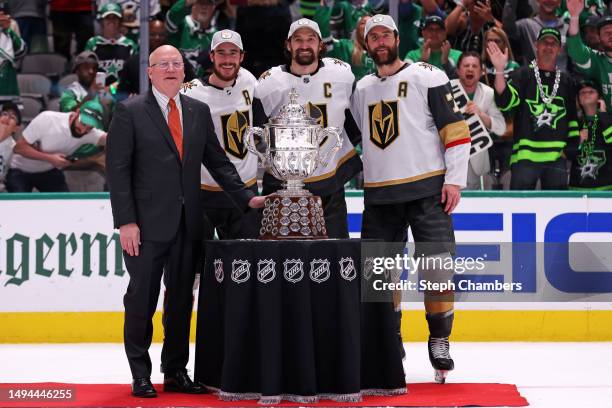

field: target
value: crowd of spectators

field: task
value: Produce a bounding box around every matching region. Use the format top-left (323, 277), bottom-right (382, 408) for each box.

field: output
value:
top-left (0, 0), bottom-right (610, 192)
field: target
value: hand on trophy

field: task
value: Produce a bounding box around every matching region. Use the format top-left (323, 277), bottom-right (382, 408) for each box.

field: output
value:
top-left (248, 196), bottom-right (266, 209)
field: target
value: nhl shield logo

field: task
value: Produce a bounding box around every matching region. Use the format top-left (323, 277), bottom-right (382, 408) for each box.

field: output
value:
top-left (257, 259), bottom-right (276, 284)
top-left (231, 259), bottom-right (251, 284)
top-left (214, 259), bottom-right (224, 283)
top-left (284, 259), bottom-right (304, 283)
top-left (363, 257), bottom-right (375, 281)
top-left (339, 257), bottom-right (356, 281)
top-left (310, 259), bottom-right (330, 283)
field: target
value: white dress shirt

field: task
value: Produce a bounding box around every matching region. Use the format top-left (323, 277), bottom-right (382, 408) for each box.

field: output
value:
top-left (152, 86), bottom-right (183, 128)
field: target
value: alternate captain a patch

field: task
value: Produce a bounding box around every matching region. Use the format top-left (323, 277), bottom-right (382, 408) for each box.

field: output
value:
top-left (220, 110), bottom-right (250, 159)
top-left (368, 100), bottom-right (399, 149)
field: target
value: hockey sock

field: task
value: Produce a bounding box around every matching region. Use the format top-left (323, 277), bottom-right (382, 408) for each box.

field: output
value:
top-left (426, 309), bottom-right (454, 338)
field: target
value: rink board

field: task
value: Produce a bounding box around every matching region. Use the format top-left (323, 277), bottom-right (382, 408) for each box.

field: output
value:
top-left (0, 191), bottom-right (611, 342)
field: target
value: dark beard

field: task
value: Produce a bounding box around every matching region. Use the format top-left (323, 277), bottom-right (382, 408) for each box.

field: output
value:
top-left (70, 120), bottom-right (85, 138)
top-left (212, 64), bottom-right (239, 82)
top-left (79, 78), bottom-right (94, 88)
top-left (293, 49), bottom-right (316, 66)
top-left (370, 46), bottom-right (398, 66)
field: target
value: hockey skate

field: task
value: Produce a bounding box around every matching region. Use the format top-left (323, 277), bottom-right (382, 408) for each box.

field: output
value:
top-left (428, 336), bottom-right (454, 384)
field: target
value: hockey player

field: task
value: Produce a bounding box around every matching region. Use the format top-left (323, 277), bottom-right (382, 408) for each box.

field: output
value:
top-left (181, 29), bottom-right (260, 239)
top-left (85, 3), bottom-right (138, 86)
top-left (253, 18), bottom-right (362, 239)
top-left (351, 14), bottom-right (470, 383)
top-left (488, 27), bottom-right (579, 190)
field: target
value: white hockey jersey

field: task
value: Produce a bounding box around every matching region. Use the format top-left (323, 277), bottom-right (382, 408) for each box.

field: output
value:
top-left (254, 57), bottom-right (362, 196)
top-left (181, 68), bottom-right (258, 207)
top-left (351, 62), bottom-right (470, 204)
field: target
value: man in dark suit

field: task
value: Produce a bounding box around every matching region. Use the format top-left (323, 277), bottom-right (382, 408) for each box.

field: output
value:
top-left (106, 44), bottom-right (264, 398)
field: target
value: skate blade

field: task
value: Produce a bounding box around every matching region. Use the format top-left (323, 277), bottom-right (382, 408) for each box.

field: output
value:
top-left (434, 369), bottom-right (448, 384)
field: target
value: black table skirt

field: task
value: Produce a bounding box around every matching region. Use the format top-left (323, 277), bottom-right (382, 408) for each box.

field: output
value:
top-left (194, 239), bottom-right (406, 403)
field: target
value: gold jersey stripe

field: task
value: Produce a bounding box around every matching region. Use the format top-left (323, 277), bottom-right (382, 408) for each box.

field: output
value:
top-left (364, 169), bottom-right (446, 188)
top-left (439, 120), bottom-right (470, 145)
top-left (201, 177), bottom-right (257, 191)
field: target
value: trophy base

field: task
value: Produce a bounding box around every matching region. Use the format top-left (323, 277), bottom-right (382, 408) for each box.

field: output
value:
top-left (259, 193), bottom-right (328, 240)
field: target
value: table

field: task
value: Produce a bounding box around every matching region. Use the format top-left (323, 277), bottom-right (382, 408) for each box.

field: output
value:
top-left (194, 239), bottom-right (406, 403)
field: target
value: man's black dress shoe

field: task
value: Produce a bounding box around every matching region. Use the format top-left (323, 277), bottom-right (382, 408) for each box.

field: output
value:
top-left (131, 377), bottom-right (157, 398)
top-left (164, 369), bottom-right (207, 394)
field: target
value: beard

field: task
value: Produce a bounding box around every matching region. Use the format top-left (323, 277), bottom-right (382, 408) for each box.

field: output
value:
top-left (70, 120), bottom-right (86, 138)
top-left (293, 48), bottom-right (317, 66)
top-left (369, 45), bottom-right (398, 66)
top-left (80, 77), bottom-right (94, 88)
top-left (212, 63), bottom-right (239, 82)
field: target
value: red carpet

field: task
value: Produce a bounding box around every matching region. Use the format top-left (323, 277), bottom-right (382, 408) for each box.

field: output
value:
top-left (0, 383), bottom-right (528, 407)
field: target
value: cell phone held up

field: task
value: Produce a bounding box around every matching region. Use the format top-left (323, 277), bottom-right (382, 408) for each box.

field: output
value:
top-left (95, 72), bottom-right (106, 90)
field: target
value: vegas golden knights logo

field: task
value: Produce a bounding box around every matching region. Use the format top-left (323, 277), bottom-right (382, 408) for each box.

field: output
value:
top-left (368, 100), bottom-right (399, 149)
top-left (304, 102), bottom-right (329, 145)
top-left (221, 110), bottom-right (250, 159)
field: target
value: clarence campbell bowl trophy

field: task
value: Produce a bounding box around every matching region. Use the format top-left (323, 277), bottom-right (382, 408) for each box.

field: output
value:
top-left (246, 89), bottom-right (342, 239)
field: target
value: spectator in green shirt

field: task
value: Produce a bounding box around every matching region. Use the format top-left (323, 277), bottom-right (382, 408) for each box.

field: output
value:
top-left (404, 15), bottom-right (461, 78)
top-left (581, 14), bottom-right (602, 50)
top-left (314, 4), bottom-right (375, 80)
top-left (59, 51), bottom-right (101, 112)
top-left (0, 9), bottom-right (26, 96)
top-left (566, 0), bottom-right (612, 112)
top-left (166, 0), bottom-right (217, 75)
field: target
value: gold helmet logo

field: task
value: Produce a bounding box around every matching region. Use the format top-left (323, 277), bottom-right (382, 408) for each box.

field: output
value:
top-left (368, 100), bottom-right (399, 149)
top-left (222, 110), bottom-right (250, 159)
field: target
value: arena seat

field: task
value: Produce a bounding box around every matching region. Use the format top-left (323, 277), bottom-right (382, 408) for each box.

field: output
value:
top-left (21, 53), bottom-right (68, 78)
top-left (17, 74), bottom-right (52, 98)
top-left (20, 96), bottom-right (44, 124)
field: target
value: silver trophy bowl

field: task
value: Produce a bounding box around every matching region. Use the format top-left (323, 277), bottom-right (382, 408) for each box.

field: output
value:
top-left (245, 89), bottom-right (342, 196)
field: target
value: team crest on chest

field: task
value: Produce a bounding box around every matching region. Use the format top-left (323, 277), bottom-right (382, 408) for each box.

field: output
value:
top-left (368, 100), bottom-right (399, 149)
top-left (526, 85), bottom-right (566, 130)
top-left (578, 149), bottom-right (606, 180)
top-left (221, 110), bottom-right (250, 159)
top-left (304, 102), bottom-right (329, 145)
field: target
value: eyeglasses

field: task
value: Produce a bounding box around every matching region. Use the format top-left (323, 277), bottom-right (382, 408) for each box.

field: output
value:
top-left (150, 61), bottom-right (184, 70)
top-left (1, 111), bottom-right (18, 121)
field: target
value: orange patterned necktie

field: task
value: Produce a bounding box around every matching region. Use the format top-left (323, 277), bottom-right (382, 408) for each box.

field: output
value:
top-left (168, 98), bottom-right (183, 159)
